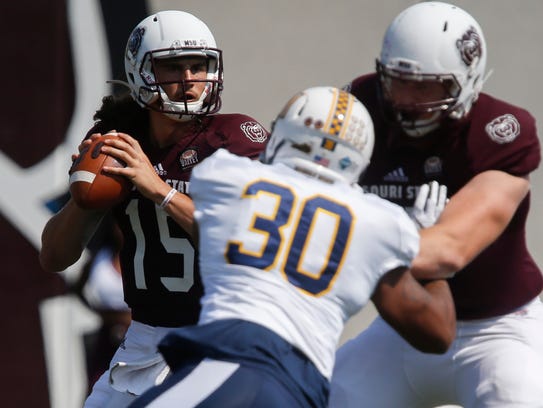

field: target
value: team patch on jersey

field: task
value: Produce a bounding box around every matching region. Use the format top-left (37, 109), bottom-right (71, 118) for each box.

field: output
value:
top-left (424, 156), bottom-right (443, 178)
top-left (178, 148), bottom-right (199, 171)
top-left (485, 114), bottom-right (520, 144)
top-left (240, 121), bottom-right (268, 143)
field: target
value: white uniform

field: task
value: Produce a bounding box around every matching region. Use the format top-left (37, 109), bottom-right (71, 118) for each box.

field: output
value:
top-left (84, 248), bottom-right (129, 311)
top-left (330, 299), bottom-right (543, 407)
top-left (190, 149), bottom-right (419, 379)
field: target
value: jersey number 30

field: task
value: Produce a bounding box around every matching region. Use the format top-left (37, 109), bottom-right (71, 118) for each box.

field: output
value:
top-left (226, 180), bottom-right (353, 296)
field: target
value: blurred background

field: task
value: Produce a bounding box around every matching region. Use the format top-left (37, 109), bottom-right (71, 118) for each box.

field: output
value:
top-left (1, 1), bottom-right (541, 407)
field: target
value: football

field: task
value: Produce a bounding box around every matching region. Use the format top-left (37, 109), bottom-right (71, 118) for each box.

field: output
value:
top-left (69, 134), bottom-right (131, 209)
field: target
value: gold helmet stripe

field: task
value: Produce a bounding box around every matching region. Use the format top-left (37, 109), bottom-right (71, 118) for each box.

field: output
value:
top-left (325, 89), bottom-right (354, 138)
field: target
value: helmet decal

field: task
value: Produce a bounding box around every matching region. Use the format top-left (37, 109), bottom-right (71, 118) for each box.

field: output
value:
top-left (339, 156), bottom-right (353, 170)
top-left (328, 90), bottom-right (351, 138)
top-left (292, 142), bottom-right (311, 153)
top-left (456, 26), bottom-right (483, 67)
top-left (276, 92), bottom-right (304, 123)
top-left (313, 155), bottom-right (330, 167)
top-left (321, 138), bottom-right (337, 151)
top-left (127, 27), bottom-right (145, 60)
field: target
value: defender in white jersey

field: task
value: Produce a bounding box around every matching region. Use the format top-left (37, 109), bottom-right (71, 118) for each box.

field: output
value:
top-left (130, 87), bottom-right (456, 407)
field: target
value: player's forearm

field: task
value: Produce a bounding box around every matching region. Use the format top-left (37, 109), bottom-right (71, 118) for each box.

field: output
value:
top-left (157, 189), bottom-right (196, 238)
top-left (410, 170), bottom-right (529, 280)
top-left (387, 278), bottom-right (456, 354)
top-left (410, 225), bottom-right (471, 279)
top-left (373, 269), bottom-right (456, 354)
top-left (40, 200), bottom-right (105, 272)
top-left (405, 279), bottom-right (456, 353)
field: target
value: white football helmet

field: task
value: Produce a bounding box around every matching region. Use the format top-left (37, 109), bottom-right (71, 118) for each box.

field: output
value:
top-left (377, 1), bottom-right (487, 136)
top-left (262, 86), bottom-right (374, 184)
top-left (124, 10), bottom-right (223, 121)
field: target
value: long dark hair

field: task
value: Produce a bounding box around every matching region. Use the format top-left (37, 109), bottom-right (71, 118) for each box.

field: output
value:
top-left (89, 92), bottom-right (150, 146)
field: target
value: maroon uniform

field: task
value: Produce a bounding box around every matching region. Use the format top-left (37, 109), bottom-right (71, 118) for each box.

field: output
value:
top-left (90, 113), bottom-right (268, 327)
top-left (331, 4), bottom-right (543, 407)
top-left (349, 73), bottom-right (542, 319)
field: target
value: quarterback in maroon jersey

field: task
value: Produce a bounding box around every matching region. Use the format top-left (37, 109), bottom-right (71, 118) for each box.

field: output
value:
top-left (330, 2), bottom-right (543, 407)
top-left (40, 10), bottom-right (268, 407)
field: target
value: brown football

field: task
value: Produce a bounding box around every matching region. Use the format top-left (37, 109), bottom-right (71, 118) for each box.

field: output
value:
top-left (69, 134), bottom-right (131, 209)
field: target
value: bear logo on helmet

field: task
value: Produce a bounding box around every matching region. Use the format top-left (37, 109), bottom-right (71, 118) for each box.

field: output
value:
top-left (456, 27), bottom-right (483, 67)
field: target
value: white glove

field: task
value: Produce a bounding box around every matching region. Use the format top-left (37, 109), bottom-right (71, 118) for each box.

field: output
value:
top-left (409, 181), bottom-right (448, 229)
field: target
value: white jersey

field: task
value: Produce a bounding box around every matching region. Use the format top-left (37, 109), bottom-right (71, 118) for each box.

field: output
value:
top-left (189, 149), bottom-right (419, 379)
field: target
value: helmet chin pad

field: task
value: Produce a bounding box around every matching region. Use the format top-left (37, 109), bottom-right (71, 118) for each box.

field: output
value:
top-left (400, 119), bottom-right (440, 138)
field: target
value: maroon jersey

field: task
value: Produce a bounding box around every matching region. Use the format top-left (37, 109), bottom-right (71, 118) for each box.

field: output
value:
top-left (89, 112), bottom-right (269, 326)
top-left (349, 74), bottom-right (542, 319)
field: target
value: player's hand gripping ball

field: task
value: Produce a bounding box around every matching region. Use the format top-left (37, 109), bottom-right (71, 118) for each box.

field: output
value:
top-left (69, 134), bottom-right (131, 209)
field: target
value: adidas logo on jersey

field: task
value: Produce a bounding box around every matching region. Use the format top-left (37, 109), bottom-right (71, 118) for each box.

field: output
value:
top-left (383, 167), bottom-right (408, 182)
top-left (154, 163), bottom-right (167, 176)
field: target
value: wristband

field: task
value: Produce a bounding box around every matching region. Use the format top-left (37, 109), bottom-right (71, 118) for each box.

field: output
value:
top-left (159, 188), bottom-right (177, 209)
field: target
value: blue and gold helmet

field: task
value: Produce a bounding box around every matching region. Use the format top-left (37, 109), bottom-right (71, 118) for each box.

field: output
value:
top-left (262, 86), bottom-right (374, 184)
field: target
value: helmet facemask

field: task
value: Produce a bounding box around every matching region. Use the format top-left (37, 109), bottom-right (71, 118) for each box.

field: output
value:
top-left (377, 60), bottom-right (462, 137)
top-left (136, 48), bottom-right (223, 121)
top-left (124, 10), bottom-right (224, 122)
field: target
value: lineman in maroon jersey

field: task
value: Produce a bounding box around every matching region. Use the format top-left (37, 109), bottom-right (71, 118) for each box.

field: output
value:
top-left (330, 2), bottom-right (543, 407)
top-left (40, 10), bottom-right (268, 407)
